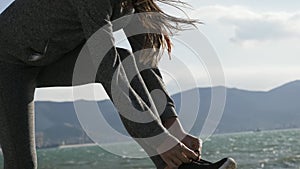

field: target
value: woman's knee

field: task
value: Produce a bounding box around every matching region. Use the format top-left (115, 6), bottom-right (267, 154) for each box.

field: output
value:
top-left (96, 47), bottom-right (133, 83)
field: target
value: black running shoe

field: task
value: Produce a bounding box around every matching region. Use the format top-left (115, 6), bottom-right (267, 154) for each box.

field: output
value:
top-left (178, 157), bottom-right (237, 169)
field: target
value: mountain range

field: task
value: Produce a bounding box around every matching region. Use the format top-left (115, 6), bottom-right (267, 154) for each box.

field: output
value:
top-left (34, 80), bottom-right (300, 147)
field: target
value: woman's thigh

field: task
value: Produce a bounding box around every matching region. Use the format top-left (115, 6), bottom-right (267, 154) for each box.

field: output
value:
top-left (0, 61), bottom-right (39, 169)
top-left (36, 41), bottom-right (87, 87)
top-left (36, 41), bottom-right (118, 88)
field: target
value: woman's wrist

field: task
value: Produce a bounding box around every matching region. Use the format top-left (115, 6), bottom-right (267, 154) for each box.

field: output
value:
top-left (155, 133), bottom-right (180, 154)
top-left (162, 117), bottom-right (187, 141)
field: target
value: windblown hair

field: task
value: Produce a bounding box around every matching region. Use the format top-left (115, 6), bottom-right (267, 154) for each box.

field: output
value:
top-left (131, 0), bottom-right (200, 66)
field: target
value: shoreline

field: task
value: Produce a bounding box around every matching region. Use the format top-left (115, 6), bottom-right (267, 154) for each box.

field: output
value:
top-left (35, 128), bottom-right (300, 150)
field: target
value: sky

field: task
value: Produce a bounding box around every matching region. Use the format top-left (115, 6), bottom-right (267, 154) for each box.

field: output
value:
top-left (1, 0), bottom-right (300, 101)
top-left (186, 1), bottom-right (300, 90)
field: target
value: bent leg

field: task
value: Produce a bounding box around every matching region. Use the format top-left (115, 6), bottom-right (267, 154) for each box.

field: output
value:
top-left (97, 48), bottom-right (167, 169)
top-left (0, 62), bottom-right (39, 169)
top-left (36, 45), bottom-right (167, 168)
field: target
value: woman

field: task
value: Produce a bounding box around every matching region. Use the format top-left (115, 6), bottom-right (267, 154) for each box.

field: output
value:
top-left (0, 0), bottom-right (203, 169)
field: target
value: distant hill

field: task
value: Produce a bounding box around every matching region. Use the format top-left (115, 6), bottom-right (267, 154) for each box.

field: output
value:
top-left (34, 80), bottom-right (300, 147)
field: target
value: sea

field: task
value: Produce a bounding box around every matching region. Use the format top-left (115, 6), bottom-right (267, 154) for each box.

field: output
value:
top-left (0, 129), bottom-right (299, 169)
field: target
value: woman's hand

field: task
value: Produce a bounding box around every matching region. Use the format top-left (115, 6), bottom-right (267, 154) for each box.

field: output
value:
top-left (162, 117), bottom-right (202, 160)
top-left (156, 136), bottom-right (199, 169)
top-left (181, 134), bottom-right (202, 160)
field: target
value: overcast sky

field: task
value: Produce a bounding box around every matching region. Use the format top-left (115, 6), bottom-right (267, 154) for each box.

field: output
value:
top-left (188, 1), bottom-right (300, 89)
top-left (1, 0), bottom-right (300, 101)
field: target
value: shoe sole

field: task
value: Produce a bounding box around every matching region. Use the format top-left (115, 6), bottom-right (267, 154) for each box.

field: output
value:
top-left (219, 158), bottom-right (237, 169)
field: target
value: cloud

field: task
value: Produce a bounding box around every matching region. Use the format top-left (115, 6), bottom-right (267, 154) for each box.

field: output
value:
top-left (191, 5), bottom-right (300, 43)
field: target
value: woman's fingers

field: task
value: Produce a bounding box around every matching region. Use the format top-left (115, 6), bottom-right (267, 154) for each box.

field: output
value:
top-left (183, 134), bottom-right (202, 151)
top-left (194, 149), bottom-right (201, 161)
top-left (164, 157), bottom-right (179, 169)
top-left (160, 141), bottom-right (199, 169)
top-left (193, 138), bottom-right (202, 150)
top-left (177, 151), bottom-right (191, 163)
top-left (180, 134), bottom-right (203, 161)
top-left (172, 157), bottom-right (183, 166)
top-left (161, 144), bottom-right (191, 169)
top-left (181, 144), bottom-right (198, 160)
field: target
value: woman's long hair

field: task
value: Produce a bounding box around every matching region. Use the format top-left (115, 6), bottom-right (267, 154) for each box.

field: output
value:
top-left (131, 0), bottom-right (200, 66)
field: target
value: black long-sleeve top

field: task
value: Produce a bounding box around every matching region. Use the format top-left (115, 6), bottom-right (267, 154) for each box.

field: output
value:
top-left (0, 0), bottom-right (178, 149)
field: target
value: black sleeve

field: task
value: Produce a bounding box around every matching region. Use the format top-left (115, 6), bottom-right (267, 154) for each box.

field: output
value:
top-left (72, 0), bottom-right (176, 148)
top-left (123, 23), bottom-right (178, 122)
top-left (137, 66), bottom-right (178, 121)
top-left (97, 48), bottom-right (176, 149)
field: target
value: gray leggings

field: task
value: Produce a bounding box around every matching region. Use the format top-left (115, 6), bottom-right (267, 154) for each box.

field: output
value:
top-left (0, 42), bottom-right (173, 169)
